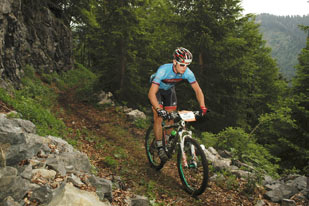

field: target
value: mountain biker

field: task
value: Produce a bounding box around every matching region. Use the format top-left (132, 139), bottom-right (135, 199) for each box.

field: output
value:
top-left (148, 47), bottom-right (207, 162)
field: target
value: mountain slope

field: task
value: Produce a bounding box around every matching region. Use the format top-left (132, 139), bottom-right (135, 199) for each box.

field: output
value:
top-left (256, 14), bottom-right (309, 80)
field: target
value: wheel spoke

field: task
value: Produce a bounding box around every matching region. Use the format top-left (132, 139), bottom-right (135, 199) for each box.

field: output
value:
top-left (177, 138), bottom-right (208, 196)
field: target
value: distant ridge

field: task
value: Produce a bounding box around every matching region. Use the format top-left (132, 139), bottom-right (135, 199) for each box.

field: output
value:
top-left (255, 14), bottom-right (309, 80)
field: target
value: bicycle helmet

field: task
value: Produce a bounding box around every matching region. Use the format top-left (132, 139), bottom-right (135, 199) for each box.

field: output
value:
top-left (173, 47), bottom-right (193, 65)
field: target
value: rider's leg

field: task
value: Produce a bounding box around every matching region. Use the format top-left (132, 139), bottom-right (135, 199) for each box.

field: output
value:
top-left (152, 105), bottom-right (168, 162)
top-left (164, 86), bottom-right (177, 135)
top-left (152, 87), bottom-right (176, 162)
top-left (165, 106), bottom-right (176, 135)
top-left (152, 105), bottom-right (163, 141)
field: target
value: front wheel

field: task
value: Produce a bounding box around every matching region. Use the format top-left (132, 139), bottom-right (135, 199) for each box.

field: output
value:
top-left (177, 138), bottom-right (208, 196)
top-left (145, 125), bottom-right (164, 170)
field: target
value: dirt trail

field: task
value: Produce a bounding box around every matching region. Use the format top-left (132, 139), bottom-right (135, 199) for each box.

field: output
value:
top-left (0, 90), bottom-right (276, 206)
top-left (54, 90), bottom-right (277, 206)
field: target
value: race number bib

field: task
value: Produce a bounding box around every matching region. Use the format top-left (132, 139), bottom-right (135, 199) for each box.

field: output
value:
top-left (179, 111), bottom-right (196, 122)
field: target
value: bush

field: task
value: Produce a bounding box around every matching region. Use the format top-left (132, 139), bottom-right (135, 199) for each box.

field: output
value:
top-left (215, 127), bottom-right (279, 177)
top-left (57, 63), bottom-right (99, 103)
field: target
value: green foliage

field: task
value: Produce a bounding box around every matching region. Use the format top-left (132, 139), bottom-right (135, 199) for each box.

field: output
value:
top-left (256, 14), bottom-right (309, 80)
top-left (0, 66), bottom-right (66, 137)
top-left (103, 156), bottom-right (117, 168)
top-left (55, 63), bottom-right (99, 103)
top-left (0, 64), bottom-right (98, 138)
top-left (200, 132), bottom-right (217, 148)
top-left (213, 170), bottom-right (240, 191)
top-left (66, 0), bottom-right (306, 174)
top-left (133, 118), bottom-right (149, 129)
top-left (241, 173), bottom-right (263, 196)
top-left (253, 32), bottom-right (309, 173)
top-left (225, 174), bottom-right (239, 190)
top-left (113, 147), bottom-right (128, 159)
top-left (255, 98), bottom-right (308, 173)
top-left (215, 127), bottom-right (279, 176)
top-left (20, 65), bottom-right (57, 108)
top-left (146, 180), bottom-right (157, 200)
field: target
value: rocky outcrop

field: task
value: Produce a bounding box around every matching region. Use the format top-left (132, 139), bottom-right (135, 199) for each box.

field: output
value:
top-left (263, 175), bottom-right (308, 203)
top-left (0, 113), bottom-right (150, 205)
top-left (0, 0), bottom-right (73, 88)
top-left (203, 146), bottom-right (309, 204)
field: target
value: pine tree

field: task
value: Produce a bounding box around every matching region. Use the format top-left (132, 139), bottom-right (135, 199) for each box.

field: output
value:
top-left (291, 27), bottom-right (309, 170)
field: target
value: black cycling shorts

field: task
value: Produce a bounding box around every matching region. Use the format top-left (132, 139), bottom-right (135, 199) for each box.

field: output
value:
top-left (156, 87), bottom-right (177, 110)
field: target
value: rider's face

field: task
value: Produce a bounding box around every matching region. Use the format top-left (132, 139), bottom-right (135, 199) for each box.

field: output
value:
top-left (174, 60), bottom-right (188, 74)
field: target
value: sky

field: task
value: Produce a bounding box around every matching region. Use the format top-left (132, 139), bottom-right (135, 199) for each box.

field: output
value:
top-left (241, 0), bottom-right (309, 16)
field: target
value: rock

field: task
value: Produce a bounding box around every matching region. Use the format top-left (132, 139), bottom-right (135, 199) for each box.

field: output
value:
top-left (98, 91), bottom-right (115, 106)
top-left (0, 114), bottom-right (113, 205)
top-left (265, 184), bottom-right (298, 203)
top-left (230, 169), bottom-right (252, 178)
top-left (48, 183), bottom-right (109, 206)
top-left (281, 199), bottom-right (296, 206)
top-left (0, 0), bottom-right (12, 14)
top-left (31, 168), bottom-right (57, 180)
top-left (0, 167), bottom-right (31, 202)
top-left (1, 196), bottom-right (21, 206)
top-left (30, 185), bottom-right (53, 205)
top-left (67, 173), bottom-right (84, 187)
top-left (0, 0), bottom-right (73, 87)
top-left (212, 158), bottom-right (232, 170)
top-left (123, 106), bottom-right (133, 113)
top-left (130, 195), bottom-right (150, 206)
top-left (126, 109), bottom-right (146, 121)
top-left (254, 199), bottom-right (265, 206)
top-left (88, 175), bottom-right (113, 202)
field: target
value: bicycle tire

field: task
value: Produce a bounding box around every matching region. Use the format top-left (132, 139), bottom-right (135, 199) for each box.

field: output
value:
top-left (177, 137), bottom-right (208, 196)
top-left (145, 125), bottom-right (164, 170)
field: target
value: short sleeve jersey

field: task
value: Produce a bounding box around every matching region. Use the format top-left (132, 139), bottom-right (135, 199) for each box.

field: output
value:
top-left (151, 63), bottom-right (197, 90)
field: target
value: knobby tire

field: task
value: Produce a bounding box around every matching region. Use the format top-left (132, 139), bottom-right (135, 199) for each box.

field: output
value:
top-left (145, 125), bottom-right (164, 170)
top-left (177, 138), bottom-right (208, 196)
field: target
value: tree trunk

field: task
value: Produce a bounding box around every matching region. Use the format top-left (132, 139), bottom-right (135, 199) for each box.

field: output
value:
top-left (119, 39), bottom-right (127, 90)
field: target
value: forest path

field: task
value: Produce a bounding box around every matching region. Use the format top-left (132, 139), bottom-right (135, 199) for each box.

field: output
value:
top-left (54, 89), bottom-right (275, 206)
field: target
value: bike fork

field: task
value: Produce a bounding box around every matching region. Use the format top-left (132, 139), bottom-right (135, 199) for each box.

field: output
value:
top-left (180, 133), bottom-right (198, 168)
top-left (179, 132), bottom-right (192, 168)
top-left (190, 144), bottom-right (198, 168)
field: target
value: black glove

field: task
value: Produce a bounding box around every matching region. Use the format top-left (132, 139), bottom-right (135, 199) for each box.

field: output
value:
top-left (157, 108), bottom-right (168, 119)
top-left (194, 110), bottom-right (203, 120)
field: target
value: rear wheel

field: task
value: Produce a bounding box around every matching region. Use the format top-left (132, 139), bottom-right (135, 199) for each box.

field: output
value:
top-left (145, 125), bottom-right (164, 170)
top-left (177, 137), bottom-right (208, 196)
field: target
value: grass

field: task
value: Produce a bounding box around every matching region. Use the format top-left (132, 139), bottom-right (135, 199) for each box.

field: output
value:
top-left (0, 64), bottom-right (98, 137)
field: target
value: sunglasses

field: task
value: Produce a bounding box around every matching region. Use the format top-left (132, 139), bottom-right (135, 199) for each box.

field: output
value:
top-left (178, 63), bottom-right (188, 67)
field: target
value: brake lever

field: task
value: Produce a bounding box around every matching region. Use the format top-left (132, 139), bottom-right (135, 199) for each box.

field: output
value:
top-left (168, 112), bottom-right (179, 120)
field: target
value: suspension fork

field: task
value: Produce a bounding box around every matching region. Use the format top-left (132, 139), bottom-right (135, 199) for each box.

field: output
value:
top-left (179, 130), bottom-right (193, 168)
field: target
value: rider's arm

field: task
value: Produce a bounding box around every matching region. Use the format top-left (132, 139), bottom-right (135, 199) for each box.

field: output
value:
top-left (191, 82), bottom-right (206, 108)
top-left (148, 83), bottom-right (161, 110)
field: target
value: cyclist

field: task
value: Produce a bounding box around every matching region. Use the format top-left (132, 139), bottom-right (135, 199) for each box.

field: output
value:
top-left (148, 47), bottom-right (207, 162)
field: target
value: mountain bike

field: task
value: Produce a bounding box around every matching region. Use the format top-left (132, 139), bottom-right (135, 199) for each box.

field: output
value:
top-left (145, 110), bottom-right (208, 196)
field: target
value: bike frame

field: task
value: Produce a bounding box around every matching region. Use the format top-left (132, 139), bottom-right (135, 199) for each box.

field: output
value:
top-left (162, 119), bottom-right (197, 167)
top-left (145, 110), bottom-right (208, 196)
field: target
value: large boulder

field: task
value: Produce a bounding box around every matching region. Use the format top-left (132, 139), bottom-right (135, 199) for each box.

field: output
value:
top-left (0, 0), bottom-right (73, 88)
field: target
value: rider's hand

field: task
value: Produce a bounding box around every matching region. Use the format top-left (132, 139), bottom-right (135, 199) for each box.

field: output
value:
top-left (200, 106), bottom-right (208, 116)
top-left (157, 108), bottom-right (168, 119)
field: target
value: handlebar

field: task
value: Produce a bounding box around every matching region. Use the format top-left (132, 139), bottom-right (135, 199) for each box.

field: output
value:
top-left (164, 110), bottom-right (203, 121)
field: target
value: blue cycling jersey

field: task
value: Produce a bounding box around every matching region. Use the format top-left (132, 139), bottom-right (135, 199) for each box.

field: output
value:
top-left (151, 63), bottom-right (197, 90)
